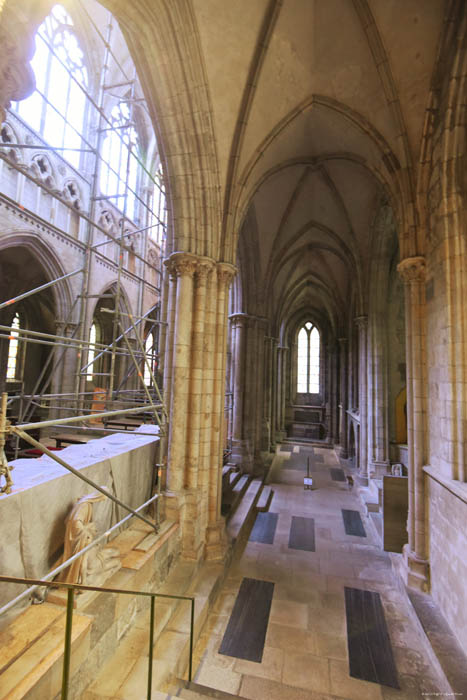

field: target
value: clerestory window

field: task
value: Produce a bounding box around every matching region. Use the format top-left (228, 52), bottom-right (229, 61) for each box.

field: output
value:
top-left (297, 322), bottom-right (320, 394)
top-left (100, 102), bottom-right (139, 221)
top-left (15, 4), bottom-right (88, 169)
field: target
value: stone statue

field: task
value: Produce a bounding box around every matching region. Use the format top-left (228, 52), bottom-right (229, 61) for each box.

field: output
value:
top-left (57, 490), bottom-right (120, 588)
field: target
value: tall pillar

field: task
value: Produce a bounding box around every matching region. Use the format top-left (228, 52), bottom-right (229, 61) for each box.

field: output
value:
top-left (338, 337), bottom-right (348, 458)
top-left (368, 311), bottom-right (390, 476)
top-left (166, 253), bottom-right (197, 492)
top-left (355, 316), bottom-right (368, 482)
top-left (397, 256), bottom-right (429, 590)
top-left (230, 313), bottom-right (249, 467)
top-left (206, 262), bottom-right (236, 560)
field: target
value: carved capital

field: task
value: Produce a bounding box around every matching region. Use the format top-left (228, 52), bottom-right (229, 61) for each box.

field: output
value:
top-left (397, 256), bottom-right (426, 284)
top-left (217, 262), bottom-right (237, 288)
top-left (354, 315), bottom-right (368, 330)
top-left (229, 312), bottom-right (248, 327)
top-left (165, 252), bottom-right (197, 278)
top-left (195, 257), bottom-right (215, 285)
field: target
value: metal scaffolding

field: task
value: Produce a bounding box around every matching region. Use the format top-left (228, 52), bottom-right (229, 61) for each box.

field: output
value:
top-left (0, 2), bottom-right (168, 488)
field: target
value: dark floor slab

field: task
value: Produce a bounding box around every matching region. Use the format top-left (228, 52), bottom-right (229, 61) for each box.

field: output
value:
top-left (330, 467), bottom-right (346, 482)
top-left (345, 586), bottom-right (399, 688)
top-left (249, 512), bottom-right (279, 544)
top-left (342, 509), bottom-right (366, 537)
top-left (288, 516), bottom-right (315, 552)
top-left (219, 577), bottom-right (274, 662)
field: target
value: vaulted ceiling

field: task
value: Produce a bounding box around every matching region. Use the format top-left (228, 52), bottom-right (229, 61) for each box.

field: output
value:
top-left (187, 0), bottom-right (444, 335)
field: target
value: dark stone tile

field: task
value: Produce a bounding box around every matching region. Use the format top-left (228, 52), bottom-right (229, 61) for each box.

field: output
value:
top-left (219, 577), bottom-right (275, 663)
top-left (342, 509), bottom-right (366, 537)
top-left (288, 516), bottom-right (315, 552)
top-left (345, 586), bottom-right (399, 689)
top-left (249, 512), bottom-right (279, 544)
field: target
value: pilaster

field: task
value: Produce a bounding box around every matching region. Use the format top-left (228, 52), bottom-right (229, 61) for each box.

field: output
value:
top-left (397, 256), bottom-right (429, 591)
top-left (355, 315), bottom-right (368, 483)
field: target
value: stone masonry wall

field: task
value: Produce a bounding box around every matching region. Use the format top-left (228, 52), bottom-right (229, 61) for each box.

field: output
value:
top-left (428, 474), bottom-right (467, 650)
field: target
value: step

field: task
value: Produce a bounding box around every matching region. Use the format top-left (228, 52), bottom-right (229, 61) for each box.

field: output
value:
top-left (0, 603), bottom-right (91, 700)
top-left (227, 478), bottom-right (263, 544)
top-left (179, 679), bottom-right (249, 699)
top-left (221, 475), bottom-right (250, 517)
top-left (255, 485), bottom-right (274, 512)
top-left (83, 560), bottom-right (225, 698)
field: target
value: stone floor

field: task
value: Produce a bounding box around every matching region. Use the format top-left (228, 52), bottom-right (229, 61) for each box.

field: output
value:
top-left (188, 444), bottom-right (450, 700)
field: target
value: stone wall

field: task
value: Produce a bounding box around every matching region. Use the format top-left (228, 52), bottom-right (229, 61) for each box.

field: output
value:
top-left (0, 427), bottom-right (160, 607)
top-left (426, 470), bottom-right (467, 649)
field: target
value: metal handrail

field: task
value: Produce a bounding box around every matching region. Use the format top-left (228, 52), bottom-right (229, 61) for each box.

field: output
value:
top-left (0, 494), bottom-right (159, 616)
top-left (0, 575), bottom-right (195, 700)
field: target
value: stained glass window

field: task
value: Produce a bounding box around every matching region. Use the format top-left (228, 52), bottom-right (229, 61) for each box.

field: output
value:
top-left (297, 322), bottom-right (320, 393)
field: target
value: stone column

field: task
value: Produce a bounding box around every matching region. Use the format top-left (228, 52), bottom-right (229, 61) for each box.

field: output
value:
top-left (397, 256), bottom-right (429, 590)
top-left (355, 316), bottom-right (368, 482)
top-left (230, 313), bottom-right (248, 467)
top-left (338, 338), bottom-right (348, 457)
top-left (206, 262), bottom-right (236, 559)
top-left (367, 311), bottom-right (390, 476)
top-left (186, 259), bottom-right (214, 489)
top-left (166, 253), bottom-right (197, 493)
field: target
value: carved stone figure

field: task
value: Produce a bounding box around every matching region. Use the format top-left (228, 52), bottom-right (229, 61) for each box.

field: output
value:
top-left (57, 491), bottom-right (120, 588)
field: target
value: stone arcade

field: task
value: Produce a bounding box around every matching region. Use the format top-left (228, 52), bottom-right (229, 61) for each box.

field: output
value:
top-left (1, 1), bottom-right (467, 698)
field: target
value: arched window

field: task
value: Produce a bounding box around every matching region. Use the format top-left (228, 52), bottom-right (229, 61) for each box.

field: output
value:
top-left (86, 322), bottom-right (97, 381)
top-left (149, 165), bottom-right (167, 245)
top-left (6, 313), bottom-right (21, 380)
top-left (144, 332), bottom-right (155, 386)
top-left (100, 102), bottom-right (139, 220)
top-left (297, 322), bottom-right (320, 394)
top-left (15, 4), bottom-right (88, 169)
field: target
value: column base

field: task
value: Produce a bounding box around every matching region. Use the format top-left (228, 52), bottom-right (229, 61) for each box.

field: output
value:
top-left (164, 489), bottom-right (206, 562)
top-left (231, 439), bottom-right (253, 472)
top-left (204, 520), bottom-right (227, 561)
top-left (402, 544), bottom-right (430, 592)
top-left (338, 445), bottom-right (348, 459)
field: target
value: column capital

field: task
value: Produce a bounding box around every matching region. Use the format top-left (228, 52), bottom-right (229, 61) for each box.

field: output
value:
top-left (338, 337), bottom-right (347, 345)
top-left (397, 256), bottom-right (426, 283)
top-left (195, 257), bottom-right (216, 285)
top-left (229, 312), bottom-right (249, 326)
top-left (164, 252), bottom-right (198, 278)
top-left (354, 315), bottom-right (368, 329)
top-left (217, 262), bottom-right (237, 287)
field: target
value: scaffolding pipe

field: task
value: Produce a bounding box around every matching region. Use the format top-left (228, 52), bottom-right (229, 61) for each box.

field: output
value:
top-left (0, 268), bottom-right (83, 311)
top-left (15, 403), bottom-right (159, 431)
top-left (11, 427), bottom-right (158, 531)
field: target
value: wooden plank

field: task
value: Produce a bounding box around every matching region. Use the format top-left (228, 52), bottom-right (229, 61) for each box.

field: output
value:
top-left (383, 475), bottom-right (408, 552)
top-left (342, 509), bottom-right (366, 537)
top-left (345, 587), bottom-right (399, 688)
top-left (249, 512), bottom-right (278, 544)
top-left (288, 516), bottom-right (315, 552)
top-left (330, 468), bottom-right (346, 482)
top-left (219, 578), bottom-right (274, 662)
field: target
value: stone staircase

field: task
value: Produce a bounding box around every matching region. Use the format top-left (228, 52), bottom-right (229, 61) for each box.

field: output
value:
top-left (0, 475), bottom-right (271, 699)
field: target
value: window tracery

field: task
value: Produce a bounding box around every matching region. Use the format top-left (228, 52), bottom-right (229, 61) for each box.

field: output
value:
top-left (297, 321), bottom-right (320, 394)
